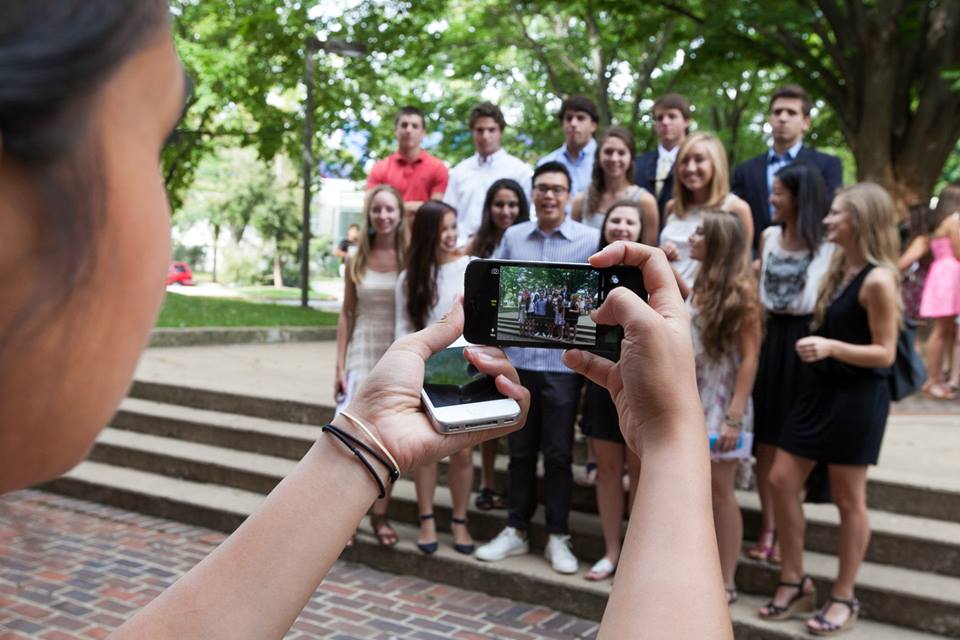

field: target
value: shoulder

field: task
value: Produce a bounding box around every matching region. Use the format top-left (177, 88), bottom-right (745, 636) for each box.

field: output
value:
top-left (862, 265), bottom-right (898, 297)
top-left (537, 148), bottom-right (560, 166)
top-left (502, 220), bottom-right (536, 241)
top-left (727, 194), bottom-right (751, 216)
top-left (505, 152), bottom-right (533, 174)
top-left (420, 150), bottom-right (447, 170)
top-left (636, 150), bottom-right (657, 164)
top-left (448, 156), bottom-right (475, 176)
top-left (735, 152), bottom-right (766, 174)
top-left (761, 224), bottom-right (781, 243)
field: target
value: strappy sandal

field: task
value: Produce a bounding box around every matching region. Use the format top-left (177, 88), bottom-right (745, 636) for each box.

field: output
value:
top-left (747, 529), bottom-right (776, 561)
top-left (806, 595), bottom-right (861, 636)
top-left (450, 516), bottom-right (475, 555)
top-left (369, 512), bottom-right (398, 547)
top-left (758, 575), bottom-right (816, 620)
top-left (474, 487), bottom-right (507, 511)
top-left (416, 513), bottom-right (438, 554)
top-left (725, 587), bottom-right (738, 605)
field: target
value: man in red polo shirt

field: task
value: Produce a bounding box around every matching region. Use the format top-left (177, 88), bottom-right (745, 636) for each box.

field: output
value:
top-left (366, 106), bottom-right (448, 224)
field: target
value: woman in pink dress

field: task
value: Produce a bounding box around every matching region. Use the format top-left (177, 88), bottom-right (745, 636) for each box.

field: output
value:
top-left (919, 185), bottom-right (960, 400)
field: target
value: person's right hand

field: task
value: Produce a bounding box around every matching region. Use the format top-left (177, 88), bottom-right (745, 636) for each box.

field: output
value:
top-left (660, 241), bottom-right (680, 262)
top-left (562, 241), bottom-right (703, 454)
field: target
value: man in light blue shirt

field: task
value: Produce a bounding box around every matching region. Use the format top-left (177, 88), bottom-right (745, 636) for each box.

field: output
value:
top-left (475, 161), bottom-right (600, 575)
top-left (537, 96), bottom-right (599, 202)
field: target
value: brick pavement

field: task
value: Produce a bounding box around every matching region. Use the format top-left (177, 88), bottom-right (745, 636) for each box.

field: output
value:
top-left (0, 490), bottom-right (599, 639)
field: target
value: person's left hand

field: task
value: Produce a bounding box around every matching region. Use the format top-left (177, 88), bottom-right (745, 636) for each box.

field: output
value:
top-left (716, 423), bottom-right (740, 453)
top-left (796, 336), bottom-right (833, 363)
top-left (340, 298), bottom-right (529, 472)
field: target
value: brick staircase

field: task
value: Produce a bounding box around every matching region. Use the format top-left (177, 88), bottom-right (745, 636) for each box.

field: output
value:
top-left (43, 381), bottom-right (960, 639)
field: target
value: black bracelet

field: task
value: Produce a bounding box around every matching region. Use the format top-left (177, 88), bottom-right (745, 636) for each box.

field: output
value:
top-left (322, 423), bottom-right (398, 483)
top-left (322, 424), bottom-right (387, 499)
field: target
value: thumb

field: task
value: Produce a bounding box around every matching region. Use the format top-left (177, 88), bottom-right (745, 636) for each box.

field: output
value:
top-left (393, 296), bottom-right (464, 360)
top-left (562, 349), bottom-right (619, 394)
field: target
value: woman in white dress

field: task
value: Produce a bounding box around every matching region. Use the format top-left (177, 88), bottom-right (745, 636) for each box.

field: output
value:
top-left (660, 132), bottom-right (753, 292)
top-left (395, 201), bottom-right (475, 555)
top-left (335, 184), bottom-right (407, 547)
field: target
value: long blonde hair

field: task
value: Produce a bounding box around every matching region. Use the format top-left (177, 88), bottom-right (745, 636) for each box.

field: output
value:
top-left (813, 182), bottom-right (902, 327)
top-left (692, 210), bottom-right (760, 361)
top-left (348, 184), bottom-right (407, 283)
top-left (673, 132), bottom-right (731, 217)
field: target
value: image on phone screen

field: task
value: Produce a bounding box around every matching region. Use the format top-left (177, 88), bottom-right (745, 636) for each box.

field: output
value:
top-left (496, 264), bottom-right (599, 347)
top-left (423, 346), bottom-right (505, 407)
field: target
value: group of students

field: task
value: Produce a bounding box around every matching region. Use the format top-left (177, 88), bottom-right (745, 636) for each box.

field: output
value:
top-left (517, 288), bottom-right (585, 340)
top-left (331, 83), bottom-right (941, 635)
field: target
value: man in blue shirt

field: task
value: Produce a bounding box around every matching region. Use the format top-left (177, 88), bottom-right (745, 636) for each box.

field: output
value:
top-left (475, 161), bottom-right (600, 575)
top-left (732, 85), bottom-right (843, 253)
top-left (537, 96), bottom-right (599, 202)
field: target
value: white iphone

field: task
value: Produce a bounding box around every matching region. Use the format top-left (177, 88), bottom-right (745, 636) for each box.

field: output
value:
top-left (421, 337), bottom-right (521, 434)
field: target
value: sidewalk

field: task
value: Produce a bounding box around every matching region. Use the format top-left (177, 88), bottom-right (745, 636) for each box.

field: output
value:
top-left (134, 341), bottom-right (960, 493)
top-left (0, 490), bottom-right (598, 640)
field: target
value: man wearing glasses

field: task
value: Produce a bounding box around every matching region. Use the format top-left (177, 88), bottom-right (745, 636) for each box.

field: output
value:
top-left (476, 162), bottom-right (599, 575)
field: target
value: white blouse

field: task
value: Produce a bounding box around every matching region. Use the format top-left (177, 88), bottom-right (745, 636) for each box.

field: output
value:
top-left (395, 255), bottom-right (470, 338)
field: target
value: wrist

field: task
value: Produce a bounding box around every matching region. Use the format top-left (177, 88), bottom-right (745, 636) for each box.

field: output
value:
top-left (635, 410), bottom-right (707, 453)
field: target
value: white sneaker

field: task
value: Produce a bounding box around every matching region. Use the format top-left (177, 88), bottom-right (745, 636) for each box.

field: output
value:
top-left (475, 527), bottom-right (529, 562)
top-left (544, 534), bottom-right (578, 574)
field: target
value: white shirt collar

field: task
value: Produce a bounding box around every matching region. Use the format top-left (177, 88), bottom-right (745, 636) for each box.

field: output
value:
top-left (476, 148), bottom-right (506, 166)
top-left (657, 144), bottom-right (680, 162)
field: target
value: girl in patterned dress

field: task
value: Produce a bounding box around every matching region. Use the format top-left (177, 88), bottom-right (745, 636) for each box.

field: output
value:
top-left (687, 210), bottom-right (762, 604)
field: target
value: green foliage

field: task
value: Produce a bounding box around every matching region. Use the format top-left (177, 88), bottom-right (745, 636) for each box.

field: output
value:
top-left (221, 247), bottom-right (265, 286)
top-left (157, 293), bottom-right (338, 328)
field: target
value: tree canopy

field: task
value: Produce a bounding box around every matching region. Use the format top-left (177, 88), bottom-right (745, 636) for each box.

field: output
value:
top-left (164, 0), bottom-right (960, 221)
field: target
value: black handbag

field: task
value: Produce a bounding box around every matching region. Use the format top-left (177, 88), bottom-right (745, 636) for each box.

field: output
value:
top-left (889, 318), bottom-right (927, 401)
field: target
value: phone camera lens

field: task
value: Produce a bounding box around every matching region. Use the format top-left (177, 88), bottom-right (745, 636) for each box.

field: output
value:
top-left (611, 275), bottom-right (620, 285)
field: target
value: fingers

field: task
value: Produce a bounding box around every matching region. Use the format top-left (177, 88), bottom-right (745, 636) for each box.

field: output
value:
top-left (394, 297), bottom-right (465, 360)
top-left (588, 241), bottom-right (687, 321)
top-left (464, 346), bottom-right (520, 386)
top-left (562, 349), bottom-right (618, 392)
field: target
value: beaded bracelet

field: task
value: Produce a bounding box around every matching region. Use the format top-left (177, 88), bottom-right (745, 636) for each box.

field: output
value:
top-left (723, 414), bottom-right (744, 430)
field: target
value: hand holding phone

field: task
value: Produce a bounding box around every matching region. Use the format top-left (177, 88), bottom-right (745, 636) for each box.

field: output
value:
top-left (463, 258), bottom-right (646, 352)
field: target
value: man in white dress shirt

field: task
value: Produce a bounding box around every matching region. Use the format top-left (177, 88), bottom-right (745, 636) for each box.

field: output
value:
top-left (444, 102), bottom-right (532, 246)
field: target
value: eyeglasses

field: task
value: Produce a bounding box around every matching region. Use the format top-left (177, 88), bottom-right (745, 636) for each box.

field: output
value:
top-left (533, 184), bottom-right (569, 195)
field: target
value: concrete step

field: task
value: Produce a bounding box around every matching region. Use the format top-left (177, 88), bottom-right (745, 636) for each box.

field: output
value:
top-left (111, 397), bottom-right (960, 526)
top-left (42, 462), bottom-right (954, 638)
top-left (77, 428), bottom-right (960, 636)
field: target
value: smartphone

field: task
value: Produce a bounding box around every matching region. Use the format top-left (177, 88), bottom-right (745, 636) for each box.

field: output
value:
top-left (463, 258), bottom-right (646, 351)
top-left (421, 338), bottom-right (522, 434)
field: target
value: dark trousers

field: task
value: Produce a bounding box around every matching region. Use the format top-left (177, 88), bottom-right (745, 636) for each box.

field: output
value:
top-left (507, 370), bottom-right (583, 535)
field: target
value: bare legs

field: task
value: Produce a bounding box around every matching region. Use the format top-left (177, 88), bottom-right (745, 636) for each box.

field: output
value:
top-left (589, 439), bottom-right (641, 578)
top-left (711, 460), bottom-right (742, 593)
top-left (750, 443), bottom-right (779, 559)
top-left (479, 438), bottom-right (499, 494)
top-left (766, 449), bottom-right (871, 629)
top-left (925, 316), bottom-right (959, 397)
top-left (415, 447), bottom-right (474, 547)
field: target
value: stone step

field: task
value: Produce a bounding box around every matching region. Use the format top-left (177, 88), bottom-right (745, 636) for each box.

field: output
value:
top-left (111, 397), bottom-right (960, 528)
top-left (42, 462), bottom-right (955, 638)
top-left (82, 427), bottom-right (960, 634)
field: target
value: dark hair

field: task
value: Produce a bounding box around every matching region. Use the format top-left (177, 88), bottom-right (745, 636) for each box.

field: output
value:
top-left (770, 84), bottom-right (812, 116)
top-left (469, 102), bottom-right (506, 131)
top-left (653, 93), bottom-right (691, 120)
top-left (585, 127), bottom-right (636, 214)
top-left (0, 0), bottom-right (170, 353)
top-left (533, 161), bottom-right (572, 190)
top-left (348, 223), bottom-right (360, 230)
top-left (394, 105), bottom-right (425, 127)
top-left (598, 200), bottom-right (645, 251)
top-left (404, 201), bottom-right (457, 331)
top-left (774, 162), bottom-right (828, 251)
top-left (471, 179), bottom-right (530, 258)
top-left (931, 184), bottom-right (960, 231)
top-left (559, 96), bottom-right (599, 123)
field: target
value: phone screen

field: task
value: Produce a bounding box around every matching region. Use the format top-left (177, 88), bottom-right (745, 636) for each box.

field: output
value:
top-left (423, 347), bottom-right (505, 408)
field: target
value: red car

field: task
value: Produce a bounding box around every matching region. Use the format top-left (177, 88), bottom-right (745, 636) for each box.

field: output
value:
top-left (166, 261), bottom-right (194, 286)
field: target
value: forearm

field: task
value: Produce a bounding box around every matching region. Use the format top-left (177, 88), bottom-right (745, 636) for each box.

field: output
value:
top-left (335, 312), bottom-right (353, 371)
top-left (600, 418), bottom-right (731, 639)
top-left (113, 414), bottom-right (378, 639)
top-left (827, 339), bottom-right (895, 369)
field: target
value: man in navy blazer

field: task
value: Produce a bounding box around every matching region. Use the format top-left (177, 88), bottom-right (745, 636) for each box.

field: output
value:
top-left (732, 85), bottom-right (842, 253)
top-left (634, 93), bottom-right (691, 231)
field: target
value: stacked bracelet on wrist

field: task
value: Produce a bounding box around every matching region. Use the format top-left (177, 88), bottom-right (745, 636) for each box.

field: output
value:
top-left (723, 414), bottom-right (744, 430)
top-left (322, 412), bottom-right (400, 498)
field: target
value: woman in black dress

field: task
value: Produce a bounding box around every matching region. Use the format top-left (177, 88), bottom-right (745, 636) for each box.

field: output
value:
top-left (759, 183), bottom-right (901, 635)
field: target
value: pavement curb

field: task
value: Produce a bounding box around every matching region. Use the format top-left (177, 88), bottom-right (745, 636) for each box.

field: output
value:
top-left (148, 326), bottom-right (337, 347)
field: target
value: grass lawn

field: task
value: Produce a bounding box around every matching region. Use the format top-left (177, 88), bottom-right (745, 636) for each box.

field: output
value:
top-left (234, 285), bottom-right (337, 301)
top-left (156, 293), bottom-right (338, 328)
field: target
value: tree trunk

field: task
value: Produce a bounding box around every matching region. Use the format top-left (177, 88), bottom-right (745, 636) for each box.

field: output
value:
top-left (273, 236), bottom-right (283, 288)
top-left (211, 223), bottom-right (220, 283)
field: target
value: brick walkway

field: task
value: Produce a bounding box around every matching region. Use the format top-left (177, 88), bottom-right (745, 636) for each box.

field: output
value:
top-left (0, 491), bottom-right (599, 640)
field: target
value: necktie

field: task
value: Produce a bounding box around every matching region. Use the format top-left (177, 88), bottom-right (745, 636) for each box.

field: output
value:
top-left (655, 154), bottom-right (672, 198)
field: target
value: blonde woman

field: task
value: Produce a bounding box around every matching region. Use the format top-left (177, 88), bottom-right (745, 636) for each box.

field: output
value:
top-left (660, 132), bottom-right (753, 289)
top-left (335, 184), bottom-right (407, 547)
top-left (687, 211), bottom-right (762, 604)
top-left (760, 183), bottom-right (900, 635)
